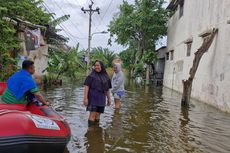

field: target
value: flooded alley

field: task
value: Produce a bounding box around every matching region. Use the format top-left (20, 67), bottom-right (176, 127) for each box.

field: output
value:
top-left (44, 82), bottom-right (230, 153)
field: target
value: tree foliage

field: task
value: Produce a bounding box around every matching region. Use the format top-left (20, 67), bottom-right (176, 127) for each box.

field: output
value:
top-left (46, 15), bottom-right (70, 45)
top-left (119, 47), bottom-right (135, 70)
top-left (109, 0), bottom-right (169, 78)
top-left (0, 0), bottom-right (73, 81)
top-left (47, 44), bottom-right (86, 79)
top-left (90, 47), bottom-right (116, 68)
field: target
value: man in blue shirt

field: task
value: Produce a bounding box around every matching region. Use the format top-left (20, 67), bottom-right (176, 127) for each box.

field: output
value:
top-left (1, 60), bottom-right (48, 105)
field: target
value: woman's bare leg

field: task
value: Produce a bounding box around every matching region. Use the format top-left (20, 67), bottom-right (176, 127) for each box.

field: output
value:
top-left (115, 99), bottom-right (121, 109)
top-left (89, 112), bottom-right (97, 120)
top-left (96, 113), bottom-right (100, 119)
top-left (88, 112), bottom-right (97, 126)
top-left (95, 113), bottom-right (101, 124)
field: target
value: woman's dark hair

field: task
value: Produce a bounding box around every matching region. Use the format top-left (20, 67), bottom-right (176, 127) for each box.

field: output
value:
top-left (94, 60), bottom-right (106, 73)
top-left (22, 60), bottom-right (34, 70)
top-left (89, 60), bottom-right (110, 92)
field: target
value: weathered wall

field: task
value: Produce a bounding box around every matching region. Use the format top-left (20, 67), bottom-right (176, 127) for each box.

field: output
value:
top-left (18, 32), bottom-right (48, 76)
top-left (164, 0), bottom-right (230, 112)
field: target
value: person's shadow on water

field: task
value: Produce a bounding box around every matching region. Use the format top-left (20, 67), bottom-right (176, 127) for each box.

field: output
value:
top-left (105, 110), bottom-right (124, 152)
top-left (85, 125), bottom-right (105, 153)
top-left (108, 110), bottom-right (123, 140)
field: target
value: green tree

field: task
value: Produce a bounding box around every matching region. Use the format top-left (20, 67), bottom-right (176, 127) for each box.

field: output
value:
top-left (119, 47), bottom-right (136, 77)
top-left (0, 0), bottom-right (71, 81)
top-left (90, 47), bottom-right (116, 67)
top-left (109, 0), bottom-right (169, 83)
top-left (0, 0), bottom-right (51, 52)
top-left (47, 15), bottom-right (70, 45)
top-left (47, 44), bottom-right (86, 80)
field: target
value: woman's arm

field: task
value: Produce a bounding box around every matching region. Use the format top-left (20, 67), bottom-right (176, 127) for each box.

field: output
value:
top-left (83, 86), bottom-right (89, 106)
top-left (106, 90), bottom-right (111, 106)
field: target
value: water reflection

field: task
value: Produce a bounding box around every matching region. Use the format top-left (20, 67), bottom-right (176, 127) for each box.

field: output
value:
top-left (179, 107), bottom-right (192, 152)
top-left (85, 126), bottom-right (105, 153)
top-left (145, 85), bottom-right (149, 93)
top-left (105, 110), bottom-right (123, 152)
top-left (107, 110), bottom-right (123, 139)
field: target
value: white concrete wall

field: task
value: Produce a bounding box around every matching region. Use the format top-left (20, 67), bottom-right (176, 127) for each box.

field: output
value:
top-left (164, 0), bottom-right (230, 112)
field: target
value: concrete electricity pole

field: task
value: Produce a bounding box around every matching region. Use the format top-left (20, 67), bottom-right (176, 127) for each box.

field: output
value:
top-left (81, 0), bottom-right (100, 75)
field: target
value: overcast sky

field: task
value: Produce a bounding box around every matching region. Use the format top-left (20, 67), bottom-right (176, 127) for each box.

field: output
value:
top-left (44, 0), bottom-right (169, 52)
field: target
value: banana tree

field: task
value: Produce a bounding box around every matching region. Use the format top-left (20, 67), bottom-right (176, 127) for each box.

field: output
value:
top-left (90, 47), bottom-right (115, 68)
top-left (47, 43), bottom-right (86, 80)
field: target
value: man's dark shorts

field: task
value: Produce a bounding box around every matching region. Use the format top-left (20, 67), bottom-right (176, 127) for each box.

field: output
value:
top-left (86, 105), bottom-right (105, 113)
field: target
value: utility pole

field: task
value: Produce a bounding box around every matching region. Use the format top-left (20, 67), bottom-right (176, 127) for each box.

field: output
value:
top-left (81, 0), bottom-right (100, 75)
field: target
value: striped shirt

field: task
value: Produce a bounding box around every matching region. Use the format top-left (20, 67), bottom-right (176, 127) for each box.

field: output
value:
top-left (1, 87), bottom-right (39, 104)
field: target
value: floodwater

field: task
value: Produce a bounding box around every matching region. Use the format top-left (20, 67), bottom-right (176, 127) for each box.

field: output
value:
top-left (44, 81), bottom-right (230, 153)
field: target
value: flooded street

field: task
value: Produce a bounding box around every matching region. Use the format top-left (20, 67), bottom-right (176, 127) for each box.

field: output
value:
top-left (44, 82), bottom-right (230, 153)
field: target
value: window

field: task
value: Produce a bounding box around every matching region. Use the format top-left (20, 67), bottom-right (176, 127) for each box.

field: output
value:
top-left (170, 50), bottom-right (174, 60)
top-left (179, 1), bottom-right (184, 18)
top-left (187, 43), bottom-right (192, 56)
top-left (166, 52), bottom-right (169, 60)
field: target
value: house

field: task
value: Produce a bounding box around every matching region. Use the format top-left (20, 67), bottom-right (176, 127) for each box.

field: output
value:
top-left (164, 0), bottom-right (230, 112)
top-left (12, 18), bottom-right (49, 76)
top-left (153, 46), bottom-right (167, 86)
top-left (12, 18), bottom-right (69, 78)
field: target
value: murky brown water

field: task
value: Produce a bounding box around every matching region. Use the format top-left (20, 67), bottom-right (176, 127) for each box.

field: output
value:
top-left (44, 81), bottom-right (230, 153)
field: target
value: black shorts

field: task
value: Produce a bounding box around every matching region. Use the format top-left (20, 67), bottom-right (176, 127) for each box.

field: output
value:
top-left (86, 105), bottom-right (105, 113)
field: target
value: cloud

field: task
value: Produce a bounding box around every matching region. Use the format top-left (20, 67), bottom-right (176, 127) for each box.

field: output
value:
top-left (44, 0), bottom-right (168, 52)
top-left (43, 0), bottom-right (133, 52)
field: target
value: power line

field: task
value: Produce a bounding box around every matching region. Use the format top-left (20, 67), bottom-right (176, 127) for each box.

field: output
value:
top-left (91, 14), bottom-right (104, 32)
top-left (63, 0), bottom-right (96, 39)
top-left (42, 2), bottom-right (84, 48)
top-left (81, 0), bottom-right (100, 75)
top-left (51, 1), bottom-right (88, 40)
top-left (44, 2), bottom-right (84, 45)
top-left (58, 25), bottom-right (79, 44)
top-left (66, 0), bottom-right (81, 8)
top-left (59, 24), bottom-right (87, 40)
top-left (52, 0), bottom-right (85, 36)
top-left (94, 0), bottom-right (114, 32)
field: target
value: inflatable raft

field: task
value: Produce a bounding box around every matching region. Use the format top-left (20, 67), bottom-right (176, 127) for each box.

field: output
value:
top-left (0, 82), bottom-right (71, 153)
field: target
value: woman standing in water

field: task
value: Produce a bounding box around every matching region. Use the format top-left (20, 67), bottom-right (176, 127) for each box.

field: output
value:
top-left (111, 63), bottom-right (125, 109)
top-left (83, 60), bottom-right (112, 126)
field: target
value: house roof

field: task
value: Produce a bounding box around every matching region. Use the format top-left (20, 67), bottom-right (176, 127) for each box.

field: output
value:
top-left (3, 17), bottom-right (46, 29)
top-left (156, 46), bottom-right (167, 59)
top-left (156, 46), bottom-right (166, 52)
top-left (13, 17), bottom-right (46, 29)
